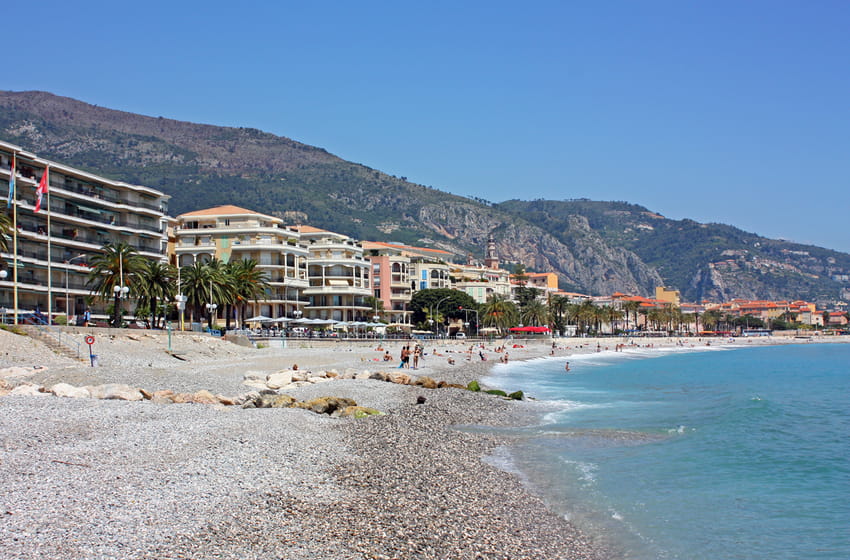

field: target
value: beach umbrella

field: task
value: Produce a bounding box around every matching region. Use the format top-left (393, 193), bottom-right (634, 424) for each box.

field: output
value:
top-left (245, 315), bottom-right (274, 323)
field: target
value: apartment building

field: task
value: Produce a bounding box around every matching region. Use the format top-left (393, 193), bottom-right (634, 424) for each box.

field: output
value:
top-left (295, 225), bottom-right (371, 321)
top-left (173, 205), bottom-right (309, 319)
top-left (0, 141), bottom-right (170, 323)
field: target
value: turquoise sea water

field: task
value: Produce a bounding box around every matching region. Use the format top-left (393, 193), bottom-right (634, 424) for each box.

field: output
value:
top-left (483, 343), bottom-right (850, 560)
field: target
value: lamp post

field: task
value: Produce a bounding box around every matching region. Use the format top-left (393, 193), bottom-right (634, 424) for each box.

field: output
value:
top-left (64, 254), bottom-right (86, 324)
top-left (112, 284), bottom-right (129, 327)
top-left (205, 278), bottom-right (217, 331)
top-left (0, 268), bottom-right (7, 324)
top-left (430, 295), bottom-right (452, 338)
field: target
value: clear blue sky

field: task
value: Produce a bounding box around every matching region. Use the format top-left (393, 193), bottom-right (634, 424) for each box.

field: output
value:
top-left (10, 1), bottom-right (850, 251)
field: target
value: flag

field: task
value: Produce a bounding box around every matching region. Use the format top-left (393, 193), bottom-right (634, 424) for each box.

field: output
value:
top-left (34, 165), bottom-right (49, 212)
top-left (6, 154), bottom-right (14, 208)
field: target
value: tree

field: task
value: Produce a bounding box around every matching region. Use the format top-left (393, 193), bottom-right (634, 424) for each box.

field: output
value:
top-left (225, 259), bottom-right (269, 329)
top-left (701, 309), bottom-right (721, 332)
top-left (521, 299), bottom-right (549, 327)
top-left (135, 260), bottom-right (176, 328)
top-left (481, 294), bottom-right (519, 333)
top-left (409, 288), bottom-right (477, 330)
top-left (180, 260), bottom-right (228, 328)
top-left (86, 242), bottom-right (145, 327)
top-left (575, 300), bottom-right (597, 335)
top-left (622, 300), bottom-right (641, 332)
top-left (548, 295), bottom-right (571, 334)
top-left (0, 209), bottom-right (11, 252)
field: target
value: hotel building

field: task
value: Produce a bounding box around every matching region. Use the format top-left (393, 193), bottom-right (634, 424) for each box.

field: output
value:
top-left (172, 205), bottom-right (309, 319)
top-left (0, 141), bottom-right (170, 322)
top-left (295, 225), bottom-right (372, 321)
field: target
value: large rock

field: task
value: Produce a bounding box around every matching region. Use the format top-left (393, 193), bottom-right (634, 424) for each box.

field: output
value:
top-left (86, 383), bottom-right (144, 401)
top-left (50, 383), bottom-right (91, 399)
top-left (413, 376), bottom-right (438, 389)
top-left (387, 372), bottom-right (411, 385)
top-left (298, 396), bottom-right (357, 415)
top-left (9, 383), bottom-right (47, 396)
top-left (191, 390), bottom-right (219, 405)
top-left (265, 371), bottom-right (293, 389)
top-left (336, 406), bottom-right (384, 419)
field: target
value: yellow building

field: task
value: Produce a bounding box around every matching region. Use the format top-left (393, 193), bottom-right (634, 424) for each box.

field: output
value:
top-left (655, 286), bottom-right (681, 306)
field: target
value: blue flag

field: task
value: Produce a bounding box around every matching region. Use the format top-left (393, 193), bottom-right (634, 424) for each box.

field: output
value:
top-left (6, 154), bottom-right (14, 207)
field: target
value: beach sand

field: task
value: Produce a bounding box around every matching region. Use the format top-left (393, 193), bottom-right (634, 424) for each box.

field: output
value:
top-left (1, 328), bottom-right (843, 559)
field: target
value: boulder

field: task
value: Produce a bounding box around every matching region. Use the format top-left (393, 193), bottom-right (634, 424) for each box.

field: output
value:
top-left (300, 396), bottom-right (357, 415)
top-left (508, 391), bottom-right (525, 400)
top-left (265, 371), bottom-right (293, 389)
top-left (368, 371), bottom-right (387, 381)
top-left (336, 406), bottom-right (385, 419)
top-left (192, 390), bottom-right (219, 405)
top-left (354, 371), bottom-right (372, 380)
top-left (325, 370), bottom-right (339, 378)
top-left (216, 395), bottom-right (237, 406)
top-left (243, 371), bottom-right (265, 381)
top-left (50, 383), bottom-right (91, 399)
top-left (484, 389), bottom-right (508, 397)
top-left (387, 372), bottom-right (411, 385)
top-left (86, 384), bottom-right (144, 401)
top-left (414, 376), bottom-right (438, 389)
top-left (10, 383), bottom-right (47, 396)
top-left (467, 380), bottom-right (481, 392)
top-left (269, 394), bottom-right (297, 408)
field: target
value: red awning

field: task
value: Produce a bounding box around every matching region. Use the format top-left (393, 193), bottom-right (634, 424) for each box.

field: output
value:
top-left (508, 326), bottom-right (551, 333)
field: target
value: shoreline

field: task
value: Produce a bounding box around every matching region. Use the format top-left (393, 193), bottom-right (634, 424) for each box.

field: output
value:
top-left (1, 331), bottom-right (846, 559)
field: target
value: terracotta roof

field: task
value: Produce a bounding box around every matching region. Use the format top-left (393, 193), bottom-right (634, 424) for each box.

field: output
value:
top-left (363, 241), bottom-right (454, 256)
top-left (179, 205), bottom-right (278, 219)
top-left (289, 225), bottom-right (329, 234)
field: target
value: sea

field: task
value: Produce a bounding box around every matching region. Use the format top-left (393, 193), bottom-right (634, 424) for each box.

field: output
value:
top-left (480, 342), bottom-right (850, 560)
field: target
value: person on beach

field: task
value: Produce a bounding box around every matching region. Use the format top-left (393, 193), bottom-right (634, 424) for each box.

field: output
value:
top-left (383, 351), bottom-right (392, 361)
top-left (565, 361), bottom-right (570, 372)
top-left (413, 346), bottom-right (421, 369)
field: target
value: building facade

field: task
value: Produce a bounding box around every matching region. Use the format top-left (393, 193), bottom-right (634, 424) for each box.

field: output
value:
top-left (1, 141), bottom-right (170, 323)
top-left (172, 205), bottom-right (309, 319)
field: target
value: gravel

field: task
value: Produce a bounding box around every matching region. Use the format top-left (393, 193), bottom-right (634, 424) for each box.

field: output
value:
top-left (1, 329), bottom-right (607, 559)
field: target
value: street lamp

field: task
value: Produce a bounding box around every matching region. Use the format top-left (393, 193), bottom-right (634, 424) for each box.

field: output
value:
top-left (175, 265), bottom-right (186, 331)
top-left (205, 278), bottom-right (217, 331)
top-left (0, 269), bottom-right (7, 324)
top-left (430, 295), bottom-right (452, 337)
top-left (112, 283), bottom-right (129, 327)
top-left (64, 254), bottom-right (86, 324)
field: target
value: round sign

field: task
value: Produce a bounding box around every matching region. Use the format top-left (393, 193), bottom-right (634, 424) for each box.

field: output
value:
top-left (84, 335), bottom-right (95, 345)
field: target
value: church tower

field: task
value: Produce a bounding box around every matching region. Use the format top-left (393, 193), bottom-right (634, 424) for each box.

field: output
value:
top-left (484, 233), bottom-right (499, 269)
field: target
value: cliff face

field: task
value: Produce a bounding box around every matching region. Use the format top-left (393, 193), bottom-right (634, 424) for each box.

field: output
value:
top-left (416, 202), bottom-right (663, 295)
top-left (1, 90), bottom-right (848, 302)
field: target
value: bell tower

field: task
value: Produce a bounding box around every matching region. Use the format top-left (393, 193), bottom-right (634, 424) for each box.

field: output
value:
top-left (484, 233), bottom-right (499, 269)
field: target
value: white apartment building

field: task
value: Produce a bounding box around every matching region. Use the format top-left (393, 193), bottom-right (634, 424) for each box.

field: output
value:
top-left (173, 205), bottom-right (309, 319)
top-left (295, 225), bottom-right (371, 321)
top-left (0, 141), bottom-right (170, 323)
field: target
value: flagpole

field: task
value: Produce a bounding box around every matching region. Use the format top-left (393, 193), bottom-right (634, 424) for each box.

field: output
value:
top-left (46, 167), bottom-right (52, 323)
top-left (11, 154), bottom-right (18, 325)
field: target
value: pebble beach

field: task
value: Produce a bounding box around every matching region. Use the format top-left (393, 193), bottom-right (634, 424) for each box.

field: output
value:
top-left (1, 328), bottom-right (604, 560)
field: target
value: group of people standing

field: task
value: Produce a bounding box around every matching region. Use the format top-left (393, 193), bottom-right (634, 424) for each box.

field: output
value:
top-left (398, 344), bottom-right (423, 369)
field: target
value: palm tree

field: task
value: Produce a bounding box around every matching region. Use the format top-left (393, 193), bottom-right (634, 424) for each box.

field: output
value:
top-left (0, 209), bottom-right (12, 252)
top-left (135, 260), bottom-right (176, 328)
top-left (575, 300), bottom-right (597, 335)
top-left (181, 261), bottom-right (221, 327)
top-left (622, 300), bottom-right (641, 333)
top-left (86, 242), bottom-right (145, 327)
top-left (521, 299), bottom-right (549, 327)
top-left (481, 294), bottom-right (519, 333)
top-left (548, 294), bottom-right (570, 334)
top-left (701, 309), bottom-right (721, 332)
top-left (225, 259), bottom-right (269, 329)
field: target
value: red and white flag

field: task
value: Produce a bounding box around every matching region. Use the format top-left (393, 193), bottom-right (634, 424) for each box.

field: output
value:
top-left (34, 165), bottom-right (49, 212)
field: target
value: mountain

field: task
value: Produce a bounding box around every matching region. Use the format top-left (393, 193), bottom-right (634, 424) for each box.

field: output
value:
top-left (1, 90), bottom-right (848, 303)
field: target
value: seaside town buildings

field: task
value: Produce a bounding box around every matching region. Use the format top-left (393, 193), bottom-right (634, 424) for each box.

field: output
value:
top-left (1, 142), bottom-right (845, 331)
top-left (0, 141), bottom-right (170, 324)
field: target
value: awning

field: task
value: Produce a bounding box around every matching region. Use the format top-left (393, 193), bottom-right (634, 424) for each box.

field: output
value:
top-left (508, 326), bottom-right (551, 333)
top-left (73, 205), bottom-right (105, 214)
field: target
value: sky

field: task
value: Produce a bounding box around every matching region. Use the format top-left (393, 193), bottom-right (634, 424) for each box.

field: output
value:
top-left (8, 1), bottom-right (850, 251)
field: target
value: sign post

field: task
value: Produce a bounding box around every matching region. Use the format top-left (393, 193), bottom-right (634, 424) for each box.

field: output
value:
top-left (85, 335), bottom-right (96, 367)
